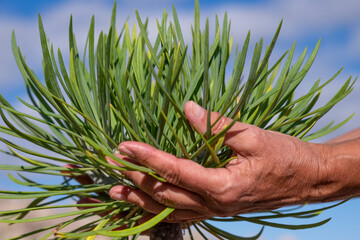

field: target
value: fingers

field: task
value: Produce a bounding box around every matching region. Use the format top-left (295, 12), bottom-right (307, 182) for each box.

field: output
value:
top-left (184, 100), bottom-right (259, 154)
top-left (110, 185), bottom-right (165, 214)
top-left (108, 157), bottom-right (209, 214)
top-left (117, 142), bottom-right (231, 195)
top-left (110, 185), bottom-right (209, 222)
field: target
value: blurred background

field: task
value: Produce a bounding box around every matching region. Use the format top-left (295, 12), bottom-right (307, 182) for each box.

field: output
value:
top-left (0, 0), bottom-right (359, 239)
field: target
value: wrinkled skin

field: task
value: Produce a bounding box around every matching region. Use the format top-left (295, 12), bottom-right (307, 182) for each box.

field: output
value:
top-left (107, 101), bottom-right (341, 222)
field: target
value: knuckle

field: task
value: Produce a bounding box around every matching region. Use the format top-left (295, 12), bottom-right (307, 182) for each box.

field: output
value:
top-left (208, 172), bottom-right (235, 203)
top-left (216, 192), bottom-right (238, 206)
top-left (206, 174), bottom-right (244, 217)
top-left (165, 212), bottom-right (178, 223)
top-left (241, 126), bottom-right (263, 153)
top-left (245, 127), bottom-right (261, 145)
top-left (153, 187), bottom-right (173, 206)
top-left (153, 191), bottom-right (166, 205)
top-left (211, 116), bottom-right (227, 135)
top-left (133, 198), bottom-right (145, 209)
top-left (161, 160), bottom-right (181, 185)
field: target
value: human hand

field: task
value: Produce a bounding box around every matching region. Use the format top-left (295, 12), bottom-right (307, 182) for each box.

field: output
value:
top-left (108, 101), bottom-right (331, 222)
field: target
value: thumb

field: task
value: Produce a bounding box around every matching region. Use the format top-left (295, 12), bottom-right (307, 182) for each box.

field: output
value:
top-left (184, 101), bottom-right (256, 154)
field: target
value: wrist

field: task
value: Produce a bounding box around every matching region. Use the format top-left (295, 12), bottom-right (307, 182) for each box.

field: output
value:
top-left (307, 139), bottom-right (360, 202)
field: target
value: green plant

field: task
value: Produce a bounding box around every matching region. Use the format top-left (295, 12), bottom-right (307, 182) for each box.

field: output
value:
top-left (0, 0), bottom-right (356, 239)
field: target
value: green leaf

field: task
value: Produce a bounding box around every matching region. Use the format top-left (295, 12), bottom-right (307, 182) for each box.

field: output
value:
top-left (2, 2), bottom-right (356, 239)
top-left (201, 221), bottom-right (264, 240)
top-left (57, 207), bottom-right (174, 238)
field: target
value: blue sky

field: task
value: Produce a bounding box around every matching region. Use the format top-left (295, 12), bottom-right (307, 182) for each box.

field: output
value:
top-left (0, 0), bottom-right (360, 239)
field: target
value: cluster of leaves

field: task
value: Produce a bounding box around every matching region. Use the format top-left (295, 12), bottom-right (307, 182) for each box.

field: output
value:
top-left (0, 1), bottom-right (356, 239)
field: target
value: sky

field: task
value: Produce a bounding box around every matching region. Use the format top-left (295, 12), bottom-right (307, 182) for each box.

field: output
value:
top-left (0, 0), bottom-right (360, 239)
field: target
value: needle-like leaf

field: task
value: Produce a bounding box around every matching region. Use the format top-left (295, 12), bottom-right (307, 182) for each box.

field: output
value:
top-left (0, 0), bottom-right (356, 239)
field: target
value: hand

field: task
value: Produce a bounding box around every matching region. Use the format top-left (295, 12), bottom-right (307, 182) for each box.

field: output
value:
top-left (108, 101), bottom-right (331, 222)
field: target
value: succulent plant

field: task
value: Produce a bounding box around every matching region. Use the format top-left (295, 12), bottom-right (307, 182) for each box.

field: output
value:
top-left (0, 0), bottom-right (355, 239)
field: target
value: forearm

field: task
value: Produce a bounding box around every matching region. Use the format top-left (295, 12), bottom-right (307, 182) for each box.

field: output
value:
top-left (327, 127), bottom-right (360, 143)
top-left (310, 138), bottom-right (360, 202)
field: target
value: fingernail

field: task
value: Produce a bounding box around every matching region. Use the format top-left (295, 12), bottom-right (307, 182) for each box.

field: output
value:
top-left (189, 101), bottom-right (205, 118)
top-left (110, 192), bottom-right (126, 201)
top-left (118, 145), bottom-right (135, 158)
top-left (105, 157), bottom-right (117, 166)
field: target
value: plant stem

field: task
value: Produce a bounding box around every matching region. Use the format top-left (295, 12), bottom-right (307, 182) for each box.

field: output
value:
top-left (150, 222), bottom-right (183, 240)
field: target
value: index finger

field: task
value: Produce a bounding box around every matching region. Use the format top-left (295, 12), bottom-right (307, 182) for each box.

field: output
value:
top-left (184, 100), bottom-right (261, 155)
top-left (117, 141), bottom-right (231, 195)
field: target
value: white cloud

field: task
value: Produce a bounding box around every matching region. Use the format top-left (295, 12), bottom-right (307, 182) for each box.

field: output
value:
top-left (0, 1), bottom-right (113, 89)
top-left (209, 0), bottom-right (360, 38)
top-left (1, 0), bottom-right (359, 79)
top-left (0, 2), bottom-right (359, 240)
top-left (0, 16), bottom-right (39, 87)
top-left (0, 0), bottom-right (359, 139)
top-left (277, 234), bottom-right (298, 240)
